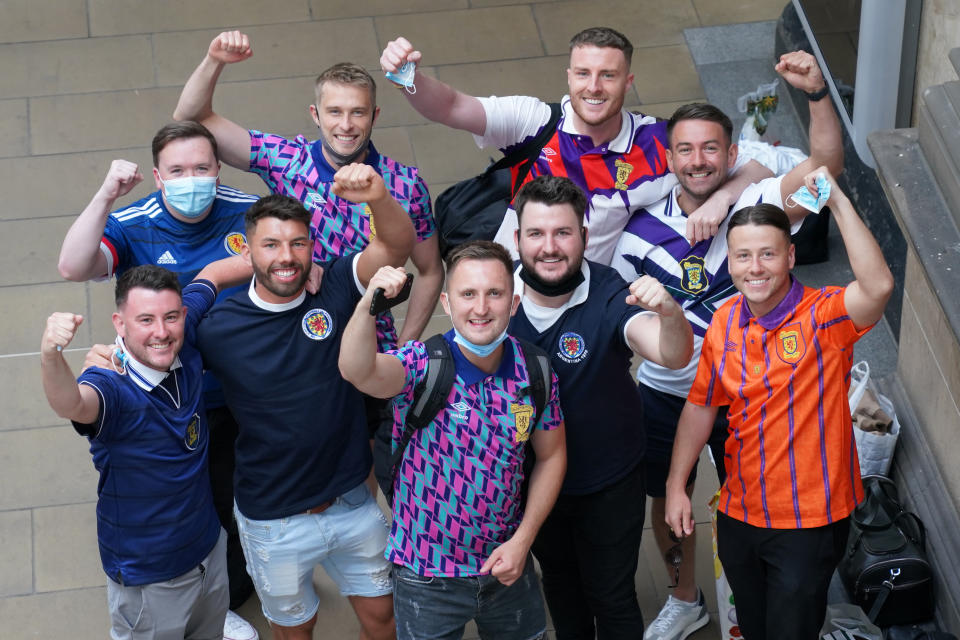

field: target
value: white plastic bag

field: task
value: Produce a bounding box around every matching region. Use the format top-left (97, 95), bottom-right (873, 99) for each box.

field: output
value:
top-left (848, 361), bottom-right (900, 476)
top-left (709, 491), bottom-right (740, 639)
top-left (819, 603), bottom-right (881, 639)
top-left (737, 79), bottom-right (780, 141)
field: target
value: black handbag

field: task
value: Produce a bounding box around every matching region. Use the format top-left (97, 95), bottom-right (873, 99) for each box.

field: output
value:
top-left (433, 103), bottom-right (562, 258)
top-left (838, 475), bottom-right (935, 627)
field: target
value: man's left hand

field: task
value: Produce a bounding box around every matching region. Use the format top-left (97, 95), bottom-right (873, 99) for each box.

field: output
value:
top-left (331, 164), bottom-right (388, 205)
top-left (685, 197), bottom-right (728, 244)
top-left (775, 50), bottom-right (825, 94)
top-left (627, 275), bottom-right (682, 317)
top-left (479, 537), bottom-right (529, 586)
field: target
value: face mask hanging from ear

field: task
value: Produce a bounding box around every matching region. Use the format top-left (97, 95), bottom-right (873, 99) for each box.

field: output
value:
top-left (452, 327), bottom-right (509, 358)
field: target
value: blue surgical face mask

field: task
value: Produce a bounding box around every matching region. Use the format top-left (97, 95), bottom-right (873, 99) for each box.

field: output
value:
top-left (159, 175), bottom-right (218, 219)
top-left (786, 173), bottom-right (831, 213)
top-left (384, 61), bottom-right (417, 94)
top-left (453, 327), bottom-right (509, 358)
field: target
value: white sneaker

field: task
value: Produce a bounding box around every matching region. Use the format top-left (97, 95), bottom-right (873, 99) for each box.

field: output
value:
top-left (224, 610), bottom-right (259, 640)
top-left (643, 590), bottom-right (709, 640)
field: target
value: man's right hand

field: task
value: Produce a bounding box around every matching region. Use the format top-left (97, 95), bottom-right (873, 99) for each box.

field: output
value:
top-left (208, 31), bottom-right (253, 65)
top-left (664, 486), bottom-right (694, 539)
top-left (99, 160), bottom-right (143, 202)
top-left (365, 266), bottom-right (408, 303)
top-left (380, 37), bottom-right (421, 75)
top-left (41, 313), bottom-right (83, 357)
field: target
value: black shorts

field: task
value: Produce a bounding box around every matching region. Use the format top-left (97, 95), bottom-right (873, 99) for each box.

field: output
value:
top-left (639, 381), bottom-right (729, 497)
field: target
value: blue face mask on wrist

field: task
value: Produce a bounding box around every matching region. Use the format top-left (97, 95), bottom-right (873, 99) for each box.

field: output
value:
top-left (786, 173), bottom-right (831, 213)
top-left (452, 327), bottom-right (509, 358)
top-left (159, 175), bottom-right (218, 219)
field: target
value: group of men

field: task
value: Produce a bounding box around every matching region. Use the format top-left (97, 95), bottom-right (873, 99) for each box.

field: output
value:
top-left (40, 21), bottom-right (892, 640)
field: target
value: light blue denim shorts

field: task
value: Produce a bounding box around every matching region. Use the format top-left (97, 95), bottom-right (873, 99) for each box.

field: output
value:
top-left (234, 483), bottom-right (392, 627)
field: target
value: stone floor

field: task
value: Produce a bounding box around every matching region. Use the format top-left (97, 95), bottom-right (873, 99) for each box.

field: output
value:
top-left (0, 1), bottom-right (877, 638)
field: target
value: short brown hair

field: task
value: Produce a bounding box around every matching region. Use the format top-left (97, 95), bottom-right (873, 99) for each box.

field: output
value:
top-left (727, 203), bottom-right (792, 244)
top-left (315, 62), bottom-right (377, 108)
top-left (667, 103), bottom-right (734, 147)
top-left (115, 264), bottom-right (181, 307)
top-left (445, 240), bottom-right (514, 291)
top-left (515, 175), bottom-right (587, 227)
top-left (244, 194), bottom-right (312, 238)
top-left (152, 121), bottom-right (219, 167)
top-left (569, 27), bottom-right (633, 65)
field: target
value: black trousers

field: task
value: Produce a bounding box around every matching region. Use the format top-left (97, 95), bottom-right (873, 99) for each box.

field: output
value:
top-left (532, 463), bottom-right (646, 640)
top-left (207, 405), bottom-right (254, 609)
top-left (717, 512), bottom-right (850, 640)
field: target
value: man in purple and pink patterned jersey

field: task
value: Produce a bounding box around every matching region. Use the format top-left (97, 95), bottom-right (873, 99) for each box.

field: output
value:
top-left (174, 30), bottom-right (443, 347)
top-left (339, 241), bottom-right (567, 640)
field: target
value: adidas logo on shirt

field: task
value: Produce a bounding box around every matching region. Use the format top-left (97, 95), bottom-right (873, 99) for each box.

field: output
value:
top-left (157, 251), bottom-right (177, 265)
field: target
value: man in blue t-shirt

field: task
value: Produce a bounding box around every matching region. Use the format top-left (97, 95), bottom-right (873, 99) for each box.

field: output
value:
top-left (196, 166), bottom-right (414, 640)
top-left (506, 175), bottom-right (693, 639)
top-left (40, 259), bottom-right (249, 640)
top-left (57, 121), bottom-right (262, 638)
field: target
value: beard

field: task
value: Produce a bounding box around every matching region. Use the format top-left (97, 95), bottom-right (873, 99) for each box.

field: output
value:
top-left (518, 251), bottom-right (585, 297)
top-left (252, 261), bottom-right (310, 300)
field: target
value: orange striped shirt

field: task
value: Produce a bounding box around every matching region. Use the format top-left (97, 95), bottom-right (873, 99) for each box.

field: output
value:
top-left (689, 278), bottom-right (868, 528)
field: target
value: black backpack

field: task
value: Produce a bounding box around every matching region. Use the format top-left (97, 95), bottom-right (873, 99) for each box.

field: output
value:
top-left (373, 334), bottom-right (552, 506)
top-left (433, 103), bottom-right (563, 257)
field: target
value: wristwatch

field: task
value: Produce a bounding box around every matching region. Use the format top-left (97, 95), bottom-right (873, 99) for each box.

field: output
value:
top-left (805, 85), bottom-right (830, 102)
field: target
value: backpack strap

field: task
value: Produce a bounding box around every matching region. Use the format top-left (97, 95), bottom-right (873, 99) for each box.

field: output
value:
top-left (388, 335), bottom-right (456, 483)
top-left (516, 338), bottom-right (552, 427)
top-left (484, 102), bottom-right (563, 183)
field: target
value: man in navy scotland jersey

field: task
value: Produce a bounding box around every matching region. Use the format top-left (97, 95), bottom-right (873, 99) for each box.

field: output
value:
top-left (196, 165), bottom-right (414, 640)
top-left (505, 175), bottom-right (693, 639)
top-left (41, 259), bottom-right (249, 640)
top-left (58, 121), bottom-right (262, 639)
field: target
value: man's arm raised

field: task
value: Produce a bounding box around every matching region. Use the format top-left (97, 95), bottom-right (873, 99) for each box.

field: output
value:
top-left (331, 164), bottom-right (416, 287)
top-left (41, 313), bottom-right (100, 424)
top-left (624, 275), bottom-right (694, 369)
top-left (59, 160), bottom-right (143, 281)
top-left (806, 168), bottom-right (893, 329)
top-left (339, 266), bottom-right (409, 398)
top-left (380, 37), bottom-right (487, 136)
top-left (398, 236), bottom-right (444, 343)
top-left (173, 31), bottom-right (254, 169)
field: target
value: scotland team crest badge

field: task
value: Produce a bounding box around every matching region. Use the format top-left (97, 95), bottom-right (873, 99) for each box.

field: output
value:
top-left (223, 232), bottom-right (246, 256)
top-left (302, 309), bottom-right (333, 341)
top-left (185, 413), bottom-right (201, 450)
top-left (510, 402), bottom-right (535, 443)
top-left (557, 332), bottom-right (588, 364)
top-left (776, 322), bottom-right (805, 364)
top-left (679, 256), bottom-right (708, 294)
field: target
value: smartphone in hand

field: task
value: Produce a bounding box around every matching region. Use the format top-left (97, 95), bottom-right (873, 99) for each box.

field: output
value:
top-left (369, 273), bottom-right (414, 316)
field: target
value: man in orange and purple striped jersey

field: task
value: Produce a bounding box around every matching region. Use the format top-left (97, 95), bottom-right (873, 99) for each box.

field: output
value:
top-left (664, 167), bottom-right (894, 640)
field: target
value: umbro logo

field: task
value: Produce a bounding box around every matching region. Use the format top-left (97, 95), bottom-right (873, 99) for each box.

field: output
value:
top-left (157, 251), bottom-right (177, 265)
top-left (451, 401), bottom-right (470, 420)
top-left (724, 340), bottom-right (738, 352)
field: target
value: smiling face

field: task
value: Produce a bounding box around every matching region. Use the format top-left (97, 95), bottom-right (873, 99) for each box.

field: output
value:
top-left (566, 44), bottom-right (633, 141)
top-left (727, 222), bottom-right (795, 318)
top-left (667, 118), bottom-right (737, 211)
top-left (440, 258), bottom-right (519, 348)
top-left (243, 216), bottom-right (313, 304)
top-left (516, 201), bottom-right (586, 286)
top-left (112, 288), bottom-right (186, 372)
top-left (310, 81), bottom-right (379, 166)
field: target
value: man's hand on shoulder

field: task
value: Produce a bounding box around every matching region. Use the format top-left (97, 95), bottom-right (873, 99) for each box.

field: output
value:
top-left (331, 163), bottom-right (388, 205)
top-left (685, 198), bottom-right (728, 244)
top-left (208, 31), bottom-right (253, 65)
top-left (380, 37), bottom-right (422, 76)
top-left (82, 343), bottom-right (119, 373)
top-left (775, 50), bottom-right (825, 94)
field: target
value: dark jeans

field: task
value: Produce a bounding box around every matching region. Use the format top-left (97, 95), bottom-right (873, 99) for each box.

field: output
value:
top-left (532, 463), bottom-right (646, 640)
top-left (392, 560), bottom-right (546, 640)
top-left (717, 512), bottom-right (850, 640)
top-left (206, 405), bottom-right (254, 609)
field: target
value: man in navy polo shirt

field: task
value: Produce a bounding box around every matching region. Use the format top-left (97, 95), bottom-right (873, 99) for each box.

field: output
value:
top-left (196, 164), bottom-right (414, 640)
top-left (339, 242), bottom-right (567, 640)
top-left (506, 175), bottom-right (693, 639)
top-left (41, 258), bottom-right (249, 640)
top-left (58, 120), bottom-right (261, 639)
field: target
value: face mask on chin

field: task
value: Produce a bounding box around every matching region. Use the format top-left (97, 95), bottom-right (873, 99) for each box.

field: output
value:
top-left (158, 175), bottom-right (217, 219)
top-left (453, 327), bottom-right (509, 358)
